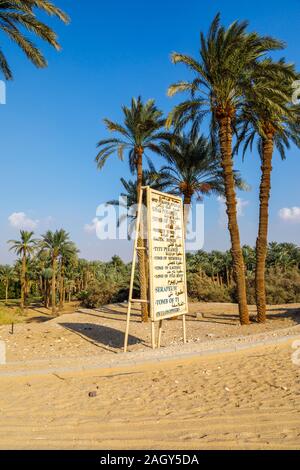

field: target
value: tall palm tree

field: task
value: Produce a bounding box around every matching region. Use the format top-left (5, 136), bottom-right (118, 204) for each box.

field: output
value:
top-left (166, 14), bottom-right (284, 325)
top-left (0, 0), bottom-right (69, 79)
top-left (96, 96), bottom-right (169, 322)
top-left (236, 61), bottom-right (300, 322)
top-left (8, 230), bottom-right (37, 309)
top-left (158, 131), bottom-right (246, 233)
top-left (40, 229), bottom-right (71, 315)
top-left (0, 265), bottom-right (15, 304)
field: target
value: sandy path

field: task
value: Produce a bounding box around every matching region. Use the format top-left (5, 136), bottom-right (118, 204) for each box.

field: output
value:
top-left (0, 340), bottom-right (299, 450)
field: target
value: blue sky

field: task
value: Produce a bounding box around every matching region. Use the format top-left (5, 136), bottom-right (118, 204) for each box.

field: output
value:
top-left (1, 0), bottom-right (300, 263)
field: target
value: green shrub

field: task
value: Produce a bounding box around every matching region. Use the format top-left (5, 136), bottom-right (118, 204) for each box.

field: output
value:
top-left (246, 268), bottom-right (300, 305)
top-left (187, 268), bottom-right (300, 305)
top-left (188, 273), bottom-right (232, 303)
top-left (79, 281), bottom-right (118, 309)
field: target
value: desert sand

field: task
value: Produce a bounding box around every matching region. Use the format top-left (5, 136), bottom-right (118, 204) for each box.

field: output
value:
top-left (0, 341), bottom-right (299, 449)
top-left (0, 302), bottom-right (299, 362)
top-left (0, 303), bottom-right (299, 450)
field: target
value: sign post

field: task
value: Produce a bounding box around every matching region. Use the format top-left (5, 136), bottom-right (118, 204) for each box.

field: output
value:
top-left (124, 187), bottom-right (188, 352)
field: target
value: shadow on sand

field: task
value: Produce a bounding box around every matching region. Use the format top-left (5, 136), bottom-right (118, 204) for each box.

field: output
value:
top-left (264, 307), bottom-right (300, 324)
top-left (60, 322), bottom-right (144, 352)
top-left (81, 305), bottom-right (141, 323)
top-left (26, 315), bottom-right (55, 324)
top-left (190, 305), bottom-right (300, 326)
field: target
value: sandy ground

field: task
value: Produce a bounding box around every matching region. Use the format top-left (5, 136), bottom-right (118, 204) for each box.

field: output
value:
top-left (0, 302), bottom-right (299, 363)
top-left (0, 341), bottom-right (299, 450)
top-left (0, 302), bottom-right (299, 449)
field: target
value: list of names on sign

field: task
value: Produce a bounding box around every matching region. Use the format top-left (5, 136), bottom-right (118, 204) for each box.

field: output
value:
top-left (147, 188), bottom-right (188, 321)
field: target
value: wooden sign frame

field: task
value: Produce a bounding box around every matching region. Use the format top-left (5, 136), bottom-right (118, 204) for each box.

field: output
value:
top-left (124, 186), bottom-right (188, 352)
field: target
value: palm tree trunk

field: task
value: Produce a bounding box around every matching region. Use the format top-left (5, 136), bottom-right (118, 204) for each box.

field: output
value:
top-left (39, 275), bottom-right (43, 292)
top-left (20, 254), bottom-right (26, 310)
top-left (183, 194), bottom-right (192, 237)
top-left (5, 282), bottom-right (8, 304)
top-left (136, 146), bottom-right (149, 323)
top-left (44, 283), bottom-right (48, 308)
top-left (25, 277), bottom-right (29, 307)
top-left (59, 263), bottom-right (65, 311)
top-left (46, 282), bottom-right (50, 308)
top-left (255, 133), bottom-right (274, 323)
top-left (51, 256), bottom-right (57, 315)
top-left (226, 267), bottom-right (230, 287)
top-left (218, 112), bottom-right (250, 325)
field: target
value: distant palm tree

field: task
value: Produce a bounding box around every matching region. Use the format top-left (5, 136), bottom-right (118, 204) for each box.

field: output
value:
top-left (107, 164), bottom-right (165, 237)
top-left (166, 14), bottom-right (284, 325)
top-left (42, 267), bottom-right (52, 308)
top-left (59, 242), bottom-right (78, 310)
top-left (242, 245), bottom-right (256, 274)
top-left (0, 265), bottom-right (15, 304)
top-left (8, 230), bottom-right (37, 309)
top-left (268, 242), bottom-right (300, 270)
top-left (158, 132), bottom-right (247, 233)
top-left (96, 97), bottom-right (169, 322)
top-left (236, 61), bottom-right (300, 322)
top-left (40, 229), bottom-right (72, 315)
top-left (0, 0), bottom-right (69, 79)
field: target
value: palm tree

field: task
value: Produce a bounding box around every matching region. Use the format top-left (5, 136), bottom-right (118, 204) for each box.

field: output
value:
top-left (42, 267), bottom-right (52, 308)
top-left (59, 242), bottom-right (78, 310)
top-left (222, 250), bottom-right (234, 287)
top-left (96, 97), bottom-right (169, 322)
top-left (8, 230), bottom-right (37, 309)
top-left (40, 229), bottom-right (72, 315)
top-left (158, 131), bottom-right (246, 233)
top-left (0, 265), bottom-right (15, 304)
top-left (64, 278), bottom-right (75, 303)
top-left (107, 164), bottom-right (165, 238)
top-left (267, 242), bottom-right (300, 273)
top-left (242, 245), bottom-right (256, 275)
top-left (236, 61), bottom-right (300, 322)
top-left (166, 14), bottom-right (284, 325)
top-left (0, 0), bottom-right (69, 80)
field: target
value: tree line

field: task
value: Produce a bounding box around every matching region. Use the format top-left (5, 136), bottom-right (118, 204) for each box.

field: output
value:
top-left (0, 230), bottom-right (132, 314)
top-left (1, 237), bottom-right (300, 312)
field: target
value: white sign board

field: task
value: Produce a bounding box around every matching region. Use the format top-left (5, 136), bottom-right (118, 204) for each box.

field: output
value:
top-left (147, 188), bottom-right (188, 321)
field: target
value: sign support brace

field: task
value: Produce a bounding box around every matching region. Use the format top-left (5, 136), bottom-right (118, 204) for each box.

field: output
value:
top-left (124, 187), bottom-right (155, 352)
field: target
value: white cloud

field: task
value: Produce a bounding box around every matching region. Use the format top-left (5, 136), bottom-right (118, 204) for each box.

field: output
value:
top-left (43, 216), bottom-right (54, 226)
top-left (279, 207), bottom-right (300, 222)
top-left (237, 198), bottom-right (250, 217)
top-left (8, 212), bottom-right (39, 231)
top-left (217, 196), bottom-right (249, 226)
top-left (84, 218), bottom-right (101, 234)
